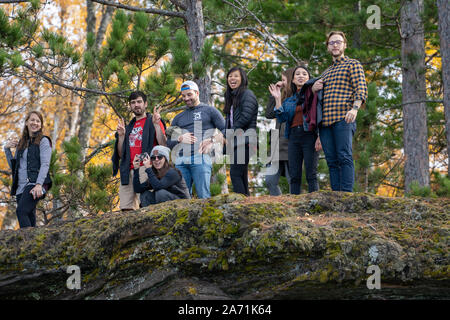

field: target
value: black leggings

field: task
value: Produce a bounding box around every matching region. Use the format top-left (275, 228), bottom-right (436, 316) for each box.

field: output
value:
top-left (230, 143), bottom-right (250, 196)
top-left (15, 185), bottom-right (42, 228)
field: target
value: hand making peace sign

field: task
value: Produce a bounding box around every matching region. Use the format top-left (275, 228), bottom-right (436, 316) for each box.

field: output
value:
top-left (152, 104), bottom-right (162, 125)
top-left (117, 118), bottom-right (126, 137)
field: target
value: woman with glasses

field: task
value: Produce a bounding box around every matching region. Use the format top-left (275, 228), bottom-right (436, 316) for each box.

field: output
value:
top-left (132, 145), bottom-right (190, 207)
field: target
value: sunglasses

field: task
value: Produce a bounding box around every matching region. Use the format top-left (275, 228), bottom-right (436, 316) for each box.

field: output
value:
top-left (150, 155), bottom-right (164, 161)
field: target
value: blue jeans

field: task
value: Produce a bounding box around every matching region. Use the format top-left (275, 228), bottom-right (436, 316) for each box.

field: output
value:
top-left (319, 119), bottom-right (356, 192)
top-left (288, 126), bottom-right (319, 194)
top-left (175, 154), bottom-right (212, 198)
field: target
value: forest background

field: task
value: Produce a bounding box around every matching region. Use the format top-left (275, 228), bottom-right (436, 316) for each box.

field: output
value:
top-left (0, 0), bottom-right (448, 229)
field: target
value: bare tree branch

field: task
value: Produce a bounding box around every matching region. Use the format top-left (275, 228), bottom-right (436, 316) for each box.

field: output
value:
top-left (90, 0), bottom-right (186, 19)
top-left (206, 27), bottom-right (259, 35)
top-left (0, 0), bottom-right (30, 3)
top-left (361, 56), bottom-right (401, 66)
top-left (84, 141), bottom-right (114, 165)
top-left (215, 51), bottom-right (291, 65)
top-left (168, 0), bottom-right (187, 11)
top-left (221, 0), bottom-right (300, 64)
top-left (22, 62), bottom-right (130, 97)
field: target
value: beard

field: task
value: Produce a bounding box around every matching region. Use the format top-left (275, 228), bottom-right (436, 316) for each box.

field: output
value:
top-left (132, 107), bottom-right (145, 116)
top-left (330, 48), bottom-right (344, 58)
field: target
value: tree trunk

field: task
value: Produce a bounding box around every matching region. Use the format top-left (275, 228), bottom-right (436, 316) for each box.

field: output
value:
top-left (185, 0), bottom-right (211, 105)
top-left (353, 1), bottom-right (361, 49)
top-left (65, 91), bottom-right (80, 142)
top-left (400, 0), bottom-right (429, 192)
top-left (437, 0), bottom-right (450, 175)
top-left (77, 1), bottom-right (114, 159)
top-left (78, 78), bottom-right (99, 159)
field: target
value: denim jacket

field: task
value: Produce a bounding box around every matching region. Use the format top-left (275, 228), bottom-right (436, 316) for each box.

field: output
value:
top-left (275, 78), bottom-right (323, 138)
top-left (274, 94), bottom-right (298, 139)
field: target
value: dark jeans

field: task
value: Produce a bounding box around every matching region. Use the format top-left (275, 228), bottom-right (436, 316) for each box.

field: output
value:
top-left (230, 143), bottom-right (250, 196)
top-left (288, 126), bottom-right (319, 194)
top-left (16, 185), bottom-right (42, 228)
top-left (140, 189), bottom-right (180, 207)
top-left (319, 119), bottom-right (356, 192)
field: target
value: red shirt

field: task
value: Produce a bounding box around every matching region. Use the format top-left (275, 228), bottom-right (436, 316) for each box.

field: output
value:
top-left (129, 118), bottom-right (165, 169)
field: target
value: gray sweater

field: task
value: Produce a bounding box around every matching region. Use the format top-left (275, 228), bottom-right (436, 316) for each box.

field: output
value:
top-left (167, 103), bottom-right (225, 157)
top-left (4, 137), bottom-right (52, 195)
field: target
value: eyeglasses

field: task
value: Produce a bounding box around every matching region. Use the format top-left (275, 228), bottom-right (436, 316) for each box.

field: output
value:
top-left (150, 155), bottom-right (164, 161)
top-left (328, 40), bottom-right (343, 46)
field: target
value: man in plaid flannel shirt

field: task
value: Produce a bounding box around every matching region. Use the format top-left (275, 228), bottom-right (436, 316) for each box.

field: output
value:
top-left (312, 31), bottom-right (368, 192)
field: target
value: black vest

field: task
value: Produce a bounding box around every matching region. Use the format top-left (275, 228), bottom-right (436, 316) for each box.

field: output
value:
top-left (11, 136), bottom-right (52, 196)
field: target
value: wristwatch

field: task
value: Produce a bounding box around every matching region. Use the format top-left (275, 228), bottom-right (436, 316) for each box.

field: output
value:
top-left (352, 104), bottom-right (360, 110)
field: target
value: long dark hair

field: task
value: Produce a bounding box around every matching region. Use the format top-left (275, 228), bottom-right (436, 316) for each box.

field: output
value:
top-left (282, 67), bottom-right (296, 101)
top-left (154, 160), bottom-right (170, 179)
top-left (17, 111), bottom-right (45, 151)
top-left (224, 66), bottom-right (248, 115)
top-left (290, 65), bottom-right (311, 97)
top-left (152, 157), bottom-right (183, 180)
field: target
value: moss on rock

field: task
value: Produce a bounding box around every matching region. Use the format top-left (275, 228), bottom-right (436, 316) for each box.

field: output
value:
top-left (0, 191), bottom-right (448, 299)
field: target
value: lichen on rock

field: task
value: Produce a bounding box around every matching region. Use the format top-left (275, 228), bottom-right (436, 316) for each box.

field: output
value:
top-left (0, 191), bottom-right (448, 299)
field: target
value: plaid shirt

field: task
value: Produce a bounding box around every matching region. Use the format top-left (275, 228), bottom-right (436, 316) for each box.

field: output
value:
top-left (321, 55), bottom-right (368, 126)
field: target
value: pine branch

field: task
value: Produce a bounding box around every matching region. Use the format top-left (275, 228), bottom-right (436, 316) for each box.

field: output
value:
top-left (90, 0), bottom-right (186, 19)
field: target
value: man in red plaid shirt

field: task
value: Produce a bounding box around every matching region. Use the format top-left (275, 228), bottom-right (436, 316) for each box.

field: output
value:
top-left (312, 31), bottom-right (368, 192)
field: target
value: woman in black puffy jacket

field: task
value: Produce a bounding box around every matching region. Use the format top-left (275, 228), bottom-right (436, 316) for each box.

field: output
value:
top-left (224, 67), bottom-right (258, 196)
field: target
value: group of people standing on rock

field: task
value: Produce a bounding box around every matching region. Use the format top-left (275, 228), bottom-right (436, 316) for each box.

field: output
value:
top-left (4, 30), bottom-right (367, 227)
top-left (111, 64), bottom-right (260, 211)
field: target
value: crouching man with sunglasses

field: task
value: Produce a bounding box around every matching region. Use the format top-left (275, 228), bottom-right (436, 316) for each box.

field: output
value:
top-left (132, 145), bottom-right (190, 207)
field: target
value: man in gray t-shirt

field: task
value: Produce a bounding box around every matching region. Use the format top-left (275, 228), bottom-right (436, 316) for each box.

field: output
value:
top-left (167, 80), bottom-right (225, 199)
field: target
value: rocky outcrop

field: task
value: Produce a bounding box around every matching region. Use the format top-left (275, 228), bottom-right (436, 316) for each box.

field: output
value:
top-left (0, 191), bottom-right (448, 299)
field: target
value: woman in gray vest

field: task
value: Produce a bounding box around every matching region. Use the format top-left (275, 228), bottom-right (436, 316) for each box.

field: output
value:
top-left (4, 111), bottom-right (52, 228)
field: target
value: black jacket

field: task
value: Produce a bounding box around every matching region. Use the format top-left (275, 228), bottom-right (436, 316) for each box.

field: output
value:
top-left (11, 136), bottom-right (52, 196)
top-left (225, 88), bottom-right (258, 131)
top-left (112, 113), bottom-right (165, 185)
